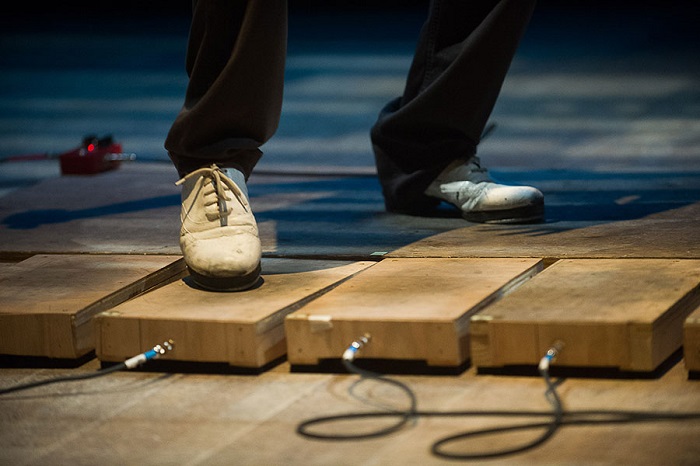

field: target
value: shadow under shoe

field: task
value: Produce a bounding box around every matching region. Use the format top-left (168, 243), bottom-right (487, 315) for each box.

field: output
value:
top-left (177, 165), bottom-right (262, 291)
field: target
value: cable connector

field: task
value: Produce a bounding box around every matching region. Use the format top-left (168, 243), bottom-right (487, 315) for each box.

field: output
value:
top-left (124, 340), bottom-right (175, 369)
top-left (538, 340), bottom-right (565, 373)
top-left (342, 334), bottom-right (372, 362)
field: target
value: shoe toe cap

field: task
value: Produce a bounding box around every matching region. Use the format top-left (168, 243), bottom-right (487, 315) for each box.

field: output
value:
top-left (182, 231), bottom-right (262, 277)
top-left (472, 185), bottom-right (544, 211)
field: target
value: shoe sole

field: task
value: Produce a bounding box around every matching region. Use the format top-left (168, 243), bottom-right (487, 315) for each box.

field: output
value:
top-left (188, 263), bottom-right (262, 292)
top-left (462, 203), bottom-right (545, 224)
top-left (387, 199), bottom-right (545, 224)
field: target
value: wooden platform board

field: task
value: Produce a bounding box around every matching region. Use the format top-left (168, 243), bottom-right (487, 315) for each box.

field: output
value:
top-left (470, 259), bottom-right (700, 372)
top-left (94, 259), bottom-right (374, 368)
top-left (0, 254), bottom-right (185, 359)
top-left (389, 202), bottom-right (700, 260)
top-left (285, 258), bottom-right (543, 367)
top-left (0, 163), bottom-right (182, 258)
top-left (684, 306), bottom-right (700, 374)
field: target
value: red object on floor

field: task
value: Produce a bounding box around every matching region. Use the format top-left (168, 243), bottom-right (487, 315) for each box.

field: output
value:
top-left (58, 135), bottom-right (125, 175)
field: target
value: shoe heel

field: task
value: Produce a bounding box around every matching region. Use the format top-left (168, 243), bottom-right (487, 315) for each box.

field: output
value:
top-left (188, 263), bottom-right (262, 292)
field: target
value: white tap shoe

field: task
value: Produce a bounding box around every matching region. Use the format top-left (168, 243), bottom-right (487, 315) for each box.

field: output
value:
top-left (424, 157), bottom-right (545, 224)
top-left (176, 165), bottom-right (262, 291)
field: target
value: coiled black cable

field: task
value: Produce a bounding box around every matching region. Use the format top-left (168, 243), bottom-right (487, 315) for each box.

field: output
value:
top-left (296, 338), bottom-right (700, 460)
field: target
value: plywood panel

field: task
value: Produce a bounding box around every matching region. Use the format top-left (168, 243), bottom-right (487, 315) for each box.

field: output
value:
top-left (285, 258), bottom-right (543, 367)
top-left (94, 259), bottom-right (375, 368)
top-left (0, 254), bottom-right (185, 359)
top-left (389, 202), bottom-right (700, 260)
top-left (684, 306), bottom-right (700, 373)
top-left (0, 163), bottom-right (182, 257)
top-left (470, 259), bottom-right (700, 372)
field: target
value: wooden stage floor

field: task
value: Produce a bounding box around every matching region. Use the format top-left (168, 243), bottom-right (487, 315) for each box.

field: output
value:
top-left (1, 2), bottom-right (699, 465)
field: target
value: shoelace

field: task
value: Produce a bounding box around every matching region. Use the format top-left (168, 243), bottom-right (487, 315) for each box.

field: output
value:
top-left (466, 156), bottom-right (488, 175)
top-left (176, 165), bottom-right (248, 226)
top-left (435, 156), bottom-right (491, 186)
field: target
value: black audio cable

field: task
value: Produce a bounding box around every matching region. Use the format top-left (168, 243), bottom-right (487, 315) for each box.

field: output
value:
top-left (0, 340), bottom-right (174, 396)
top-left (296, 336), bottom-right (700, 460)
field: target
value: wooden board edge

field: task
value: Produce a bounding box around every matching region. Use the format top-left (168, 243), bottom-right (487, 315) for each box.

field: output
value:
top-left (626, 282), bottom-right (700, 371)
top-left (285, 318), bottom-right (465, 366)
top-left (286, 259), bottom-right (545, 367)
top-left (95, 260), bottom-right (374, 368)
top-left (683, 305), bottom-right (700, 373)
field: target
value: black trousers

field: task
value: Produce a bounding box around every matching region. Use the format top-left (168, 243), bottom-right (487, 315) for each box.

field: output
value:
top-left (165, 0), bottom-right (536, 211)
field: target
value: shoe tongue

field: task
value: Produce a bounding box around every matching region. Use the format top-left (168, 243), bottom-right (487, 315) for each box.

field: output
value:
top-left (438, 158), bottom-right (490, 183)
top-left (221, 168), bottom-right (249, 200)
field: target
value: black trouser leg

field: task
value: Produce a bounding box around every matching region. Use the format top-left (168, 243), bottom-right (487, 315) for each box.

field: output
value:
top-left (371, 0), bottom-right (537, 213)
top-left (165, 0), bottom-right (288, 178)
